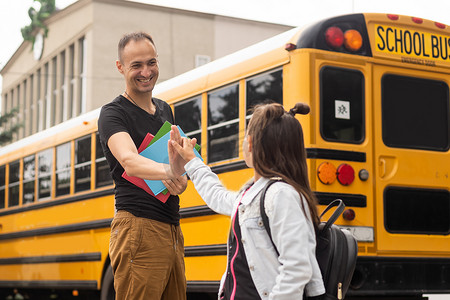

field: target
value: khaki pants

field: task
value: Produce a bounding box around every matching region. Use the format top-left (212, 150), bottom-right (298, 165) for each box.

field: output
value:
top-left (109, 210), bottom-right (186, 300)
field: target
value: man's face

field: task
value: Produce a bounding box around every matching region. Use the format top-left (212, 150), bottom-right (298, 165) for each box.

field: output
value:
top-left (117, 39), bottom-right (159, 95)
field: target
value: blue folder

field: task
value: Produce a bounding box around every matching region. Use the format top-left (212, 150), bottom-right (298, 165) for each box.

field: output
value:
top-left (139, 126), bottom-right (202, 195)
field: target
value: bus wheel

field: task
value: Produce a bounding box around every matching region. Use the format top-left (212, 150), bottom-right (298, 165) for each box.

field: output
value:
top-left (100, 265), bottom-right (115, 300)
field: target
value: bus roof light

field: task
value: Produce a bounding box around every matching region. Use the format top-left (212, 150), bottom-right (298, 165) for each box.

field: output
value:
top-left (387, 14), bottom-right (399, 21)
top-left (285, 43), bottom-right (297, 51)
top-left (435, 22), bottom-right (446, 29)
top-left (344, 29), bottom-right (363, 52)
top-left (412, 17), bottom-right (423, 24)
top-left (325, 27), bottom-right (344, 49)
top-left (337, 163), bottom-right (355, 185)
top-left (317, 162), bottom-right (337, 185)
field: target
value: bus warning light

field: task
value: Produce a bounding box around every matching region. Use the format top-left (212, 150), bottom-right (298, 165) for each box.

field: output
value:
top-left (337, 163), bottom-right (355, 185)
top-left (317, 162), bottom-right (337, 185)
top-left (412, 17), bottom-right (423, 24)
top-left (325, 27), bottom-right (344, 49)
top-left (344, 30), bottom-right (363, 52)
top-left (285, 43), bottom-right (297, 51)
top-left (435, 22), bottom-right (446, 29)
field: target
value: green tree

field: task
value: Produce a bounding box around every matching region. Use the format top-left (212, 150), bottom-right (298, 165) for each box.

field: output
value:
top-left (21, 0), bottom-right (56, 45)
top-left (0, 108), bottom-right (23, 146)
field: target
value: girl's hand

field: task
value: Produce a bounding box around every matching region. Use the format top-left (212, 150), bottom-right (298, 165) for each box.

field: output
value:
top-left (170, 126), bottom-right (197, 162)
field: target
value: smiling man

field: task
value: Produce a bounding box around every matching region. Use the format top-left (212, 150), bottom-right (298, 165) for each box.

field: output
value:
top-left (97, 32), bottom-right (187, 300)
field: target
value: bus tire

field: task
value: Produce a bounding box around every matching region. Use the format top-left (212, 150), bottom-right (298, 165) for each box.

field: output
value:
top-left (100, 265), bottom-right (115, 300)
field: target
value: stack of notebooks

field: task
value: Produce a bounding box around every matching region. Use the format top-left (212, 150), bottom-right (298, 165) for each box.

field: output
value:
top-left (122, 121), bottom-right (202, 203)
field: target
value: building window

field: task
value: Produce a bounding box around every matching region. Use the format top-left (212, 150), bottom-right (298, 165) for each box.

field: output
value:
top-left (75, 135), bottom-right (91, 192)
top-left (29, 74), bottom-right (34, 135)
top-left (207, 84), bottom-right (239, 163)
top-left (8, 160), bottom-right (20, 207)
top-left (60, 50), bottom-right (67, 123)
top-left (69, 44), bottom-right (75, 118)
top-left (79, 37), bottom-right (87, 115)
top-left (95, 133), bottom-right (113, 188)
top-left (174, 96), bottom-right (202, 149)
top-left (44, 63), bottom-right (51, 129)
top-left (55, 142), bottom-right (71, 196)
top-left (195, 55), bottom-right (211, 67)
top-left (0, 165), bottom-right (5, 209)
top-left (23, 154), bottom-right (35, 204)
top-left (38, 148), bottom-right (52, 200)
top-left (51, 57), bottom-right (57, 127)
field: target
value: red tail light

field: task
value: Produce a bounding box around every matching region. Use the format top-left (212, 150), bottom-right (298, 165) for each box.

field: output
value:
top-left (325, 27), bottom-right (344, 49)
top-left (337, 163), bottom-right (355, 185)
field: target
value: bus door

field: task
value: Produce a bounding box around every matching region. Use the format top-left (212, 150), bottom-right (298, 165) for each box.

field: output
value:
top-left (372, 64), bottom-right (450, 254)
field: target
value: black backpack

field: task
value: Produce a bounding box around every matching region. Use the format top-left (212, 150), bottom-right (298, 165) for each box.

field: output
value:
top-left (260, 180), bottom-right (358, 300)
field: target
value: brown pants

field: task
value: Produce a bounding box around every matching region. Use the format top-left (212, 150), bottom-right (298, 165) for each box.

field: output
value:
top-left (109, 210), bottom-right (186, 300)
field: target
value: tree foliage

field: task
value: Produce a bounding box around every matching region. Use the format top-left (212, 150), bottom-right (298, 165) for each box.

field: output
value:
top-left (0, 108), bottom-right (23, 146)
top-left (21, 0), bottom-right (56, 45)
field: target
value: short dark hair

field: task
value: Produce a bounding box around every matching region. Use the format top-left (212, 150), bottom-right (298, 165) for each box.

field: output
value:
top-left (118, 32), bottom-right (156, 62)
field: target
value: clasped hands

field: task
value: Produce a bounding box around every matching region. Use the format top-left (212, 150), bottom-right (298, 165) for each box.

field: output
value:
top-left (167, 125), bottom-right (198, 179)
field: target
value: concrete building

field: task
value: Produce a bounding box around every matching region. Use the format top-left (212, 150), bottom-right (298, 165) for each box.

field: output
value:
top-left (0, 0), bottom-right (292, 142)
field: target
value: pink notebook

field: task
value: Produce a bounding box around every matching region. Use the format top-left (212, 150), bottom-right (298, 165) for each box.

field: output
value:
top-left (121, 133), bottom-right (170, 203)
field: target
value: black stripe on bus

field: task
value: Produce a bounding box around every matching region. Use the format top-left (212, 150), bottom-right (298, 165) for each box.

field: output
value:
top-left (180, 206), bottom-right (216, 218)
top-left (315, 192), bottom-right (367, 207)
top-left (0, 280), bottom-right (98, 289)
top-left (0, 218), bottom-right (112, 241)
top-left (187, 281), bottom-right (220, 293)
top-left (306, 148), bottom-right (366, 162)
top-left (0, 252), bottom-right (101, 265)
top-left (211, 160), bottom-right (248, 174)
top-left (185, 244), bottom-right (227, 257)
top-left (0, 188), bottom-right (114, 217)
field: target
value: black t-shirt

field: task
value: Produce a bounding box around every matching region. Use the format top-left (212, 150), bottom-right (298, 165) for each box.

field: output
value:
top-left (98, 95), bottom-right (180, 225)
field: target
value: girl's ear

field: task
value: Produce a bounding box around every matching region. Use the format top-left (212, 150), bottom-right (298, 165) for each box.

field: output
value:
top-left (247, 135), bottom-right (253, 152)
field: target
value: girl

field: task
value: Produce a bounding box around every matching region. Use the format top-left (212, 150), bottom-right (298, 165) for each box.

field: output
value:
top-left (169, 102), bottom-right (325, 300)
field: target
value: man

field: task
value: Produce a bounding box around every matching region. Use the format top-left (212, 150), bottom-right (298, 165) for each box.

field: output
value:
top-left (98, 32), bottom-right (187, 300)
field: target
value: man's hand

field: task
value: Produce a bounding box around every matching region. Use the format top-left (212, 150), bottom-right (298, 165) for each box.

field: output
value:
top-left (162, 175), bottom-right (188, 196)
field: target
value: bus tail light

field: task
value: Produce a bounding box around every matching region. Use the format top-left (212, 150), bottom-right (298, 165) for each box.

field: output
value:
top-left (344, 29), bottom-right (363, 52)
top-left (317, 162), bottom-right (337, 184)
top-left (343, 208), bottom-right (356, 221)
top-left (285, 43), bottom-right (297, 51)
top-left (337, 163), bottom-right (355, 185)
top-left (325, 27), bottom-right (344, 49)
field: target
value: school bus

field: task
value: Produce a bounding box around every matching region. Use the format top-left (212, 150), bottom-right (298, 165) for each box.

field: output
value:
top-left (0, 13), bottom-right (449, 300)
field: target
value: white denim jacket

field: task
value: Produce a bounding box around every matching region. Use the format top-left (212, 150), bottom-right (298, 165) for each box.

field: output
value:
top-left (185, 158), bottom-right (325, 300)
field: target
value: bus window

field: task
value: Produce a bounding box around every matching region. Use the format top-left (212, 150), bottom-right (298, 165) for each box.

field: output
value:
top-left (207, 84), bottom-right (239, 163)
top-left (23, 154), bottom-right (36, 204)
top-left (385, 187), bottom-right (450, 234)
top-left (95, 133), bottom-right (113, 188)
top-left (246, 69), bottom-right (283, 123)
top-left (174, 96), bottom-right (202, 149)
top-left (382, 75), bottom-right (449, 151)
top-left (320, 66), bottom-right (364, 143)
top-left (38, 149), bottom-right (52, 200)
top-left (8, 160), bottom-right (20, 207)
top-left (56, 142), bottom-right (71, 196)
top-left (75, 135), bottom-right (91, 192)
top-left (0, 165), bottom-right (5, 209)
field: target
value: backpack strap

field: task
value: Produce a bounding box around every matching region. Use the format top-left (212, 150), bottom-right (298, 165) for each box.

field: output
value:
top-left (319, 199), bottom-right (345, 233)
top-left (260, 179), bottom-right (282, 256)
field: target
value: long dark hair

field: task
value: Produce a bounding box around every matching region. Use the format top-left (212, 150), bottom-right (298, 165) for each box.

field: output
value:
top-left (248, 102), bottom-right (320, 227)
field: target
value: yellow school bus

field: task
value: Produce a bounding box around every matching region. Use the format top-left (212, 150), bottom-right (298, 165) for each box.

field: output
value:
top-left (156, 13), bottom-right (450, 299)
top-left (0, 13), bottom-right (449, 300)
